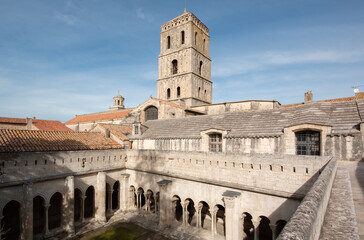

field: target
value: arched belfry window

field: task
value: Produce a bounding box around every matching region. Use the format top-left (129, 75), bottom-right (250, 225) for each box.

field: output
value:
top-left (167, 36), bottom-right (171, 49)
top-left (194, 32), bottom-right (197, 45)
top-left (296, 130), bottom-right (320, 155)
top-left (172, 59), bottom-right (178, 74)
top-left (145, 106), bottom-right (158, 121)
top-left (167, 88), bottom-right (171, 99)
top-left (181, 31), bottom-right (185, 44)
top-left (177, 87), bottom-right (181, 98)
top-left (199, 61), bottom-right (203, 75)
top-left (209, 133), bottom-right (222, 152)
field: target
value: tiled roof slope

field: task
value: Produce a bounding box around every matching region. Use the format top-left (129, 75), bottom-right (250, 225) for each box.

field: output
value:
top-left (138, 100), bottom-right (363, 139)
top-left (97, 124), bottom-right (132, 141)
top-left (0, 129), bottom-right (122, 153)
top-left (283, 92), bottom-right (364, 108)
top-left (65, 110), bottom-right (132, 124)
top-left (0, 117), bottom-right (26, 124)
top-left (32, 120), bottom-right (72, 131)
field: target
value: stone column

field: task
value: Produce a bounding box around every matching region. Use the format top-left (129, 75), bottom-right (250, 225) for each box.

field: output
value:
top-left (182, 200), bottom-right (189, 227)
top-left (222, 190), bottom-right (242, 240)
top-left (44, 203), bottom-right (50, 236)
top-left (270, 224), bottom-right (276, 240)
top-left (129, 188), bottom-right (136, 210)
top-left (64, 176), bottom-right (75, 236)
top-left (253, 220), bottom-right (259, 240)
top-left (21, 182), bottom-right (33, 240)
top-left (136, 192), bottom-right (140, 209)
top-left (197, 202), bottom-right (203, 228)
top-left (95, 172), bottom-right (107, 222)
top-left (211, 206), bottom-right (218, 235)
top-left (80, 196), bottom-right (86, 223)
top-left (120, 174), bottom-right (130, 211)
top-left (157, 179), bottom-right (172, 226)
top-left (107, 190), bottom-right (113, 215)
top-left (146, 192), bottom-right (151, 212)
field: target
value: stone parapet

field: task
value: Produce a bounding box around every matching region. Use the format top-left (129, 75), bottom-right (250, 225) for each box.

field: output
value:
top-left (277, 157), bottom-right (338, 240)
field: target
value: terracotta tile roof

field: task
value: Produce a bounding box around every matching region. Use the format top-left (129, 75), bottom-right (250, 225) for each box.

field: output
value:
top-left (0, 117), bottom-right (26, 124)
top-left (283, 93), bottom-right (364, 108)
top-left (151, 97), bottom-right (185, 110)
top-left (98, 124), bottom-right (132, 141)
top-left (0, 129), bottom-right (122, 153)
top-left (65, 110), bottom-right (132, 124)
top-left (32, 120), bottom-right (72, 131)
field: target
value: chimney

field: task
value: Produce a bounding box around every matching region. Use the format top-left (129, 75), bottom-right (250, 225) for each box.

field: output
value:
top-left (304, 91), bottom-right (313, 103)
top-left (105, 128), bottom-right (110, 138)
top-left (26, 118), bottom-right (33, 130)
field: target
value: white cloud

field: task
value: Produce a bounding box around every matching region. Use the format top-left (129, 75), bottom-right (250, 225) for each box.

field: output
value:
top-left (55, 12), bottom-right (77, 25)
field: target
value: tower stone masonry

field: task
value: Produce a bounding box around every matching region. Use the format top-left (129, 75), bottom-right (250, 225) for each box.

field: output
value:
top-left (157, 12), bottom-right (212, 107)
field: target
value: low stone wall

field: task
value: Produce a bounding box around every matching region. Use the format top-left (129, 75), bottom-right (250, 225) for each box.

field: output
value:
top-left (277, 157), bottom-right (338, 240)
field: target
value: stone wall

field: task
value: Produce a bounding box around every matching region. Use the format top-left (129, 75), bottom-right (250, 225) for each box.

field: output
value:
top-left (277, 157), bottom-right (337, 240)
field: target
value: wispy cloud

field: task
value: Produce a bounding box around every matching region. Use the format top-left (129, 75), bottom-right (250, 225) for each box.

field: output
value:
top-left (213, 50), bottom-right (364, 78)
top-left (136, 8), bottom-right (153, 22)
top-left (55, 12), bottom-right (77, 25)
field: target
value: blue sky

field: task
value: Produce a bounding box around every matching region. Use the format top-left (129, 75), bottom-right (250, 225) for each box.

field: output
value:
top-left (0, 0), bottom-right (363, 122)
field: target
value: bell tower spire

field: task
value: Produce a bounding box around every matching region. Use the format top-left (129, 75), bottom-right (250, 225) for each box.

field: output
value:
top-left (157, 12), bottom-right (212, 107)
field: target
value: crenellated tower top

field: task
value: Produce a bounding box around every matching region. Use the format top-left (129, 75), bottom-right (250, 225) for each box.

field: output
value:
top-left (161, 12), bottom-right (209, 35)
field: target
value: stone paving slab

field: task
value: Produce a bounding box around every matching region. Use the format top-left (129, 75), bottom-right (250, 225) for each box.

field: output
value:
top-left (320, 167), bottom-right (359, 240)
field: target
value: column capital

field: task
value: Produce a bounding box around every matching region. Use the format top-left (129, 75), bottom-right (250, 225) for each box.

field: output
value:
top-left (222, 190), bottom-right (241, 208)
top-left (197, 202), bottom-right (203, 212)
top-left (121, 173), bottom-right (130, 179)
top-left (43, 203), bottom-right (51, 209)
top-left (157, 179), bottom-right (172, 190)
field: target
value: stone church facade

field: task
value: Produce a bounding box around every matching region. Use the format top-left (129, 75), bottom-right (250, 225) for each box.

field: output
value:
top-left (0, 11), bottom-right (362, 240)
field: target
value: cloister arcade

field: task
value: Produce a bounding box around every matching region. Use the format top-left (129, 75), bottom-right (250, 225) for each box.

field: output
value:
top-left (1, 177), bottom-right (288, 240)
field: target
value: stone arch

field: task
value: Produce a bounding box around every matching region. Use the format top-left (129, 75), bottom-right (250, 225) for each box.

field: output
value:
top-left (112, 181), bottom-right (120, 210)
top-left (215, 204), bottom-right (225, 236)
top-left (185, 198), bottom-right (196, 225)
top-left (2, 200), bottom-right (21, 240)
top-left (146, 189), bottom-right (155, 213)
top-left (48, 192), bottom-right (62, 230)
top-left (84, 186), bottom-right (95, 219)
top-left (137, 187), bottom-right (146, 209)
top-left (275, 220), bottom-right (287, 238)
top-left (199, 201), bottom-right (211, 230)
top-left (33, 195), bottom-right (46, 236)
top-left (258, 216), bottom-right (272, 240)
top-left (172, 195), bottom-right (183, 222)
top-left (242, 212), bottom-right (254, 240)
top-left (129, 185), bottom-right (137, 209)
top-left (144, 105), bottom-right (158, 122)
top-left (74, 188), bottom-right (82, 222)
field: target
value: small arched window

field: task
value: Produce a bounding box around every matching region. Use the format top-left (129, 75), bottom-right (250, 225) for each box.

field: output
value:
top-left (172, 59), bottom-right (178, 74)
top-left (203, 39), bottom-right (205, 51)
top-left (194, 32), bottom-right (197, 45)
top-left (198, 87), bottom-right (201, 98)
top-left (167, 88), bottom-right (171, 99)
top-left (296, 130), bottom-right (320, 155)
top-left (199, 61), bottom-right (203, 75)
top-left (145, 106), bottom-right (158, 121)
top-left (177, 87), bottom-right (181, 98)
top-left (204, 90), bottom-right (207, 99)
top-left (167, 36), bottom-right (171, 49)
top-left (181, 31), bottom-right (185, 44)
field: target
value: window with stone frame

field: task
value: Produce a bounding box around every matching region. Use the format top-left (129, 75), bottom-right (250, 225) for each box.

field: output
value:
top-left (181, 31), bottom-right (185, 44)
top-left (167, 88), bottom-right (171, 99)
top-left (145, 106), bottom-right (158, 121)
top-left (172, 60), bottom-right (178, 74)
top-left (177, 87), bottom-right (181, 98)
top-left (295, 130), bottom-right (320, 155)
top-left (209, 133), bottom-right (222, 152)
top-left (167, 36), bottom-right (171, 49)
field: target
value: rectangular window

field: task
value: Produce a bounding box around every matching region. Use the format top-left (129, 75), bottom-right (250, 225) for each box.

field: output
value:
top-left (134, 125), bottom-right (139, 135)
top-left (209, 133), bottom-right (222, 152)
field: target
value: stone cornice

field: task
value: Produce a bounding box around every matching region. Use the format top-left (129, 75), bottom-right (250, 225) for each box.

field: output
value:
top-left (161, 12), bottom-right (209, 35)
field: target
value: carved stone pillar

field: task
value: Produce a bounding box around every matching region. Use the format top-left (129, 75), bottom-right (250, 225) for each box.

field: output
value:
top-left (211, 206), bottom-right (218, 234)
top-left (21, 182), bottom-right (33, 239)
top-left (95, 172), bottom-right (107, 222)
top-left (129, 187), bottom-right (136, 210)
top-left (182, 200), bottom-right (189, 227)
top-left (157, 179), bottom-right (172, 226)
top-left (80, 196), bottom-right (86, 223)
top-left (64, 176), bottom-right (75, 236)
top-left (253, 220), bottom-right (260, 240)
top-left (120, 174), bottom-right (130, 211)
top-left (146, 191), bottom-right (152, 212)
top-left (197, 202), bottom-right (203, 228)
top-left (223, 190), bottom-right (242, 240)
top-left (44, 203), bottom-right (50, 236)
top-left (107, 190), bottom-right (113, 215)
top-left (270, 224), bottom-right (276, 240)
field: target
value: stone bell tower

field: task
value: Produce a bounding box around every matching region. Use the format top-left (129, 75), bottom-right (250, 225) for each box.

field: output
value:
top-left (157, 11), bottom-right (212, 107)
